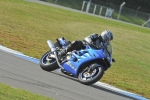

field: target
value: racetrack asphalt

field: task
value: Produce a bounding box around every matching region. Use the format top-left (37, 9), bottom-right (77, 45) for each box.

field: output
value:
top-left (0, 46), bottom-right (148, 100)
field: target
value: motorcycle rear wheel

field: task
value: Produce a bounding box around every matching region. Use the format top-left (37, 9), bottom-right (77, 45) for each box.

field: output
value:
top-left (40, 51), bottom-right (59, 71)
top-left (78, 64), bottom-right (104, 85)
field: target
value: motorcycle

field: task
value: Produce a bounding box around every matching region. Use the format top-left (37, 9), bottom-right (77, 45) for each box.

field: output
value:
top-left (40, 37), bottom-right (115, 85)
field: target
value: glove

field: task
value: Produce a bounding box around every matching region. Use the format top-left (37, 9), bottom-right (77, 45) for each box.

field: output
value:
top-left (112, 58), bottom-right (116, 62)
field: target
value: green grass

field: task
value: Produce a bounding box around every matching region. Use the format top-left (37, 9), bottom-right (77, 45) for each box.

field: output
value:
top-left (44, 0), bottom-right (149, 26)
top-left (0, 83), bottom-right (54, 100)
top-left (0, 0), bottom-right (150, 99)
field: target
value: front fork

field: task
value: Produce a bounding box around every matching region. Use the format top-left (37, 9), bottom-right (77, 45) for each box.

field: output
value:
top-left (47, 40), bottom-right (64, 70)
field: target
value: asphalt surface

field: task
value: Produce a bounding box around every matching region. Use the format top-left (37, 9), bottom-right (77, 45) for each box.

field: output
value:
top-left (0, 50), bottom-right (137, 100)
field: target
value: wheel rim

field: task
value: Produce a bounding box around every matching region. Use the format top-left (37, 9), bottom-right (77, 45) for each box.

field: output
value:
top-left (79, 67), bottom-right (100, 81)
top-left (41, 52), bottom-right (56, 65)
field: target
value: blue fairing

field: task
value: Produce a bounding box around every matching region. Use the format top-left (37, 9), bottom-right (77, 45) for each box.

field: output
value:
top-left (61, 46), bottom-right (106, 77)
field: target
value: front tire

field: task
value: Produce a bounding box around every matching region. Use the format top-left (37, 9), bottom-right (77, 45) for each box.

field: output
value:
top-left (78, 64), bottom-right (104, 85)
top-left (40, 51), bottom-right (59, 71)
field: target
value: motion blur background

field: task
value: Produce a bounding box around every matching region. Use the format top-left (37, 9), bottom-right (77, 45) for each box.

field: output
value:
top-left (42, 0), bottom-right (150, 28)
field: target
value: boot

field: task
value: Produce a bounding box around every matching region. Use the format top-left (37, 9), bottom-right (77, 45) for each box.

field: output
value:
top-left (58, 49), bottom-right (66, 57)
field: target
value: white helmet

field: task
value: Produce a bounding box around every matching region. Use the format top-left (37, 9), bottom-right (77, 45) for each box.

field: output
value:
top-left (100, 30), bottom-right (113, 45)
top-left (100, 30), bottom-right (113, 41)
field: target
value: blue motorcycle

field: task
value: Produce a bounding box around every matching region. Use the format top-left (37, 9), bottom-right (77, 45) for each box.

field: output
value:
top-left (40, 37), bottom-right (115, 85)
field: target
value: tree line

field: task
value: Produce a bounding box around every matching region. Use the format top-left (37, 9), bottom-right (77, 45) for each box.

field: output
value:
top-left (91, 0), bottom-right (150, 13)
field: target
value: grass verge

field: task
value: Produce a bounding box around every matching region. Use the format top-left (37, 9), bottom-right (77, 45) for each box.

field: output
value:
top-left (0, 83), bottom-right (54, 100)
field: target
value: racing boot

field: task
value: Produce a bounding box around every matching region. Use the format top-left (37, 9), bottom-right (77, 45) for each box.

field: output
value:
top-left (58, 49), bottom-right (67, 57)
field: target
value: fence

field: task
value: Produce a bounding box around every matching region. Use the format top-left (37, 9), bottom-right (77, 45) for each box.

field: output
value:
top-left (81, 1), bottom-right (150, 27)
top-left (42, 0), bottom-right (150, 28)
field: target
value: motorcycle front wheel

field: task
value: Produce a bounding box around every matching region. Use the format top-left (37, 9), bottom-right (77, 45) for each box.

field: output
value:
top-left (40, 51), bottom-right (59, 71)
top-left (78, 64), bottom-right (104, 85)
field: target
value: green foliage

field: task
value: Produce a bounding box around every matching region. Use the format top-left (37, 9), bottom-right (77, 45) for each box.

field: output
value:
top-left (0, 0), bottom-right (150, 99)
top-left (93, 0), bottom-right (150, 13)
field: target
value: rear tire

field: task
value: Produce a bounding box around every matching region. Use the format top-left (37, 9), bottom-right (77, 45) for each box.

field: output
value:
top-left (40, 51), bottom-right (59, 71)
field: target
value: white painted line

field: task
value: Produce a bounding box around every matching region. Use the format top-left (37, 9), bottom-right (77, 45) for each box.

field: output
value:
top-left (94, 82), bottom-right (148, 100)
top-left (0, 45), bottom-right (39, 64)
top-left (0, 44), bottom-right (23, 55)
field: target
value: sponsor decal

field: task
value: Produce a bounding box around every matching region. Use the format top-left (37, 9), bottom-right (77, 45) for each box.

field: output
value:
top-left (67, 61), bottom-right (77, 71)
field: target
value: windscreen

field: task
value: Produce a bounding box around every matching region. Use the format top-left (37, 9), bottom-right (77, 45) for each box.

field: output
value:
top-left (107, 43), bottom-right (113, 56)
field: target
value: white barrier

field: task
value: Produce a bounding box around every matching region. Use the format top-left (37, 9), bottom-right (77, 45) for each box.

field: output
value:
top-left (81, 1), bottom-right (114, 18)
top-left (142, 19), bottom-right (150, 28)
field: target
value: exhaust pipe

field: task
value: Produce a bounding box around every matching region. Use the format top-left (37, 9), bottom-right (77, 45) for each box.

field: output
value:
top-left (47, 40), bottom-right (56, 52)
top-left (47, 40), bottom-right (64, 69)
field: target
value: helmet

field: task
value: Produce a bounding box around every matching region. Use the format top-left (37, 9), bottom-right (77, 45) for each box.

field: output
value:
top-left (100, 30), bottom-right (113, 45)
top-left (100, 30), bottom-right (113, 41)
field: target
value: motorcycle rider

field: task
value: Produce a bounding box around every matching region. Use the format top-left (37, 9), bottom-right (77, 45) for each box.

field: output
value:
top-left (83, 30), bottom-right (113, 49)
top-left (59, 30), bottom-right (115, 62)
